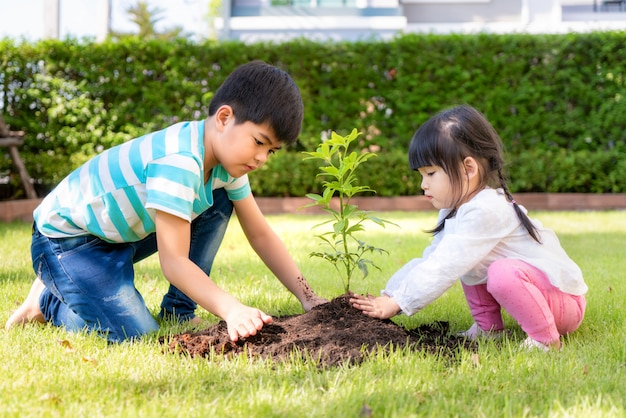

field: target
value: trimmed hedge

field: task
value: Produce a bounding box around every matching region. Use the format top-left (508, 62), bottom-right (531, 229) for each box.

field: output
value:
top-left (1, 32), bottom-right (625, 198)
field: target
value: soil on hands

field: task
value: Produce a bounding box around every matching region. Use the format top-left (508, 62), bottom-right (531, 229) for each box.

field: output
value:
top-left (164, 295), bottom-right (474, 367)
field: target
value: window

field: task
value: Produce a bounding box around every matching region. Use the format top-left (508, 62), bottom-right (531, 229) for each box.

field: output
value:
top-left (270, 0), bottom-right (358, 6)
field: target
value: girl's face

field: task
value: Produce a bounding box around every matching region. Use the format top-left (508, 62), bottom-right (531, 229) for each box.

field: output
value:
top-left (418, 165), bottom-right (454, 209)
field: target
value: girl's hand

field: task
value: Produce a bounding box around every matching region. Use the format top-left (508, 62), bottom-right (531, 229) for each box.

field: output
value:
top-left (224, 304), bottom-right (273, 342)
top-left (350, 293), bottom-right (401, 319)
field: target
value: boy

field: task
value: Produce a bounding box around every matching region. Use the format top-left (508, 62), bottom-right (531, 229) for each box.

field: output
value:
top-left (6, 61), bottom-right (326, 342)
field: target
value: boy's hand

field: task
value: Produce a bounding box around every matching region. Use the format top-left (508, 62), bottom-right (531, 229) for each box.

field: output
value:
top-left (301, 295), bottom-right (328, 312)
top-left (350, 293), bottom-right (401, 319)
top-left (225, 304), bottom-right (273, 342)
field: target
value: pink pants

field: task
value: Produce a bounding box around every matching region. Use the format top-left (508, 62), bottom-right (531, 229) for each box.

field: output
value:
top-left (462, 259), bottom-right (586, 345)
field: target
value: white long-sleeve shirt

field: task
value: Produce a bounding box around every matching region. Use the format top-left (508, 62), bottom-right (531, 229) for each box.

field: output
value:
top-left (384, 188), bottom-right (587, 316)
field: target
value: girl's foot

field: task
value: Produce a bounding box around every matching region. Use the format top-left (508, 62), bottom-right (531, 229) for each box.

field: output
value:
top-left (5, 278), bottom-right (46, 330)
top-left (457, 323), bottom-right (504, 340)
top-left (520, 336), bottom-right (562, 352)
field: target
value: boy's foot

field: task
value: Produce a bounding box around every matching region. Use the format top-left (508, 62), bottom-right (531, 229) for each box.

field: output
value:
top-left (457, 323), bottom-right (504, 340)
top-left (5, 278), bottom-right (46, 330)
top-left (187, 316), bottom-right (211, 329)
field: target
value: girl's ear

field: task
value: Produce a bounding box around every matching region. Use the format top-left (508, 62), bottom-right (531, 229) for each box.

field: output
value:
top-left (463, 156), bottom-right (480, 179)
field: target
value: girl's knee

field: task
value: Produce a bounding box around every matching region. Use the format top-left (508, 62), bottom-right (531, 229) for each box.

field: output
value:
top-left (487, 259), bottom-right (512, 278)
top-left (486, 259), bottom-right (514, 295)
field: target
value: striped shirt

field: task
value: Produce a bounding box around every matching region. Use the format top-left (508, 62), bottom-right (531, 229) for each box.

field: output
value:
top-left (34, 121), bottom-right (250, 243)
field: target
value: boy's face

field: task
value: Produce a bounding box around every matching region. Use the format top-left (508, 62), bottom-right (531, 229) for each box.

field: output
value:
top-left (214, 112), bottom-right (282, 178)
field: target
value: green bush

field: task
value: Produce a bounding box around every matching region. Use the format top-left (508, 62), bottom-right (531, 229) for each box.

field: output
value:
top-left (509, 148), bottom-right (626, 193)
top-left (1, 32), bottom-right (625, 197)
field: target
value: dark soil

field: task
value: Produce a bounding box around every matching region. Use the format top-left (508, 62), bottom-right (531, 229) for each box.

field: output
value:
top-left (164, 295), bottom-right (474, 367)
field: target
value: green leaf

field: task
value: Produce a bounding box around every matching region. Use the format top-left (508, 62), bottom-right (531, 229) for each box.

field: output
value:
top-left (333, 219), bottom-right (346, 235)
top-left (357, 259), bottom-right (370, 278)
top-left (319, 166), bottom-right (341, 177)
top-left (305, 193), bottom-right (322, 201)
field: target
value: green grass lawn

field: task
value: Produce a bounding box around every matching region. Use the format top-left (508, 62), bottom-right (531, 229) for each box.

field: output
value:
top-left (1, 211), bottom-right (624, 417)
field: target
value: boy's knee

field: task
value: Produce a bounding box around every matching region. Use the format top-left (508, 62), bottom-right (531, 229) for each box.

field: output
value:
top-left (107, 319), bottom-right (159, 343)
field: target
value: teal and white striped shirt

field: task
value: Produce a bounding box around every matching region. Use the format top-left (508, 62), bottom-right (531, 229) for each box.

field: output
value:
top-left (34, 120), bottom-right (250, 243)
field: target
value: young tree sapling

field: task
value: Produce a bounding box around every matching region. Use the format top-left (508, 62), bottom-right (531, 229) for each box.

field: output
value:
top-left (302, 129), bottom-right (396, 294)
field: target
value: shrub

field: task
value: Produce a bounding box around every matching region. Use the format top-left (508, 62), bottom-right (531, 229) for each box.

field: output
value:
top-left (1, 32), bottom-right (625, 197)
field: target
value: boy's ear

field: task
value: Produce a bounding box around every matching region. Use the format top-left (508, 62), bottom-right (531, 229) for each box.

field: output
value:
top-left (215, 105), bottom-right (234, 130)
top-left (463, 156), bottom-right (479, 179)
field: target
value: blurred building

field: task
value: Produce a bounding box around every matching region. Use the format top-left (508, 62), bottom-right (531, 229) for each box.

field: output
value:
top-left (30, 0), bottom-right (626, 43)
top-left (218, 0), bottom-right (626, 42)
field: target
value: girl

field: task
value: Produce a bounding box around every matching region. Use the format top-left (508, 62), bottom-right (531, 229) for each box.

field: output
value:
top-left (350, 105), bottom-right (587, 351)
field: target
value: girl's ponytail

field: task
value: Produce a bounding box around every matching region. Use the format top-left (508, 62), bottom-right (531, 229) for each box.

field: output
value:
top-left (498, 170), bottom-right (541, 243)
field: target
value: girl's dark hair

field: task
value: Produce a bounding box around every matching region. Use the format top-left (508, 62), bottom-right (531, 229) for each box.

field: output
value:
top-left (408, 104), bottom-right (541, 243)
top-left (208, 60), bottom-right (304, 146)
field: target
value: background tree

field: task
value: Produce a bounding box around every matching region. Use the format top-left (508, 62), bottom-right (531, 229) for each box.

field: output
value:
top-left (205, 0), bottom-right (222, 40)
top-left (111, 1), bottom-right (187, 40)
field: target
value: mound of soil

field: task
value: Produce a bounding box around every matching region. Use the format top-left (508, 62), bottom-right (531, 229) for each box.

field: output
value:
top-left (164, 295), bottom-right (474, 367)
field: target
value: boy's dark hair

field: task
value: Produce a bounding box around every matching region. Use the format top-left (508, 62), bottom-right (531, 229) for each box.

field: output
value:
top-left (409, 104), bottom-right (541, 243)
top-left (208, 61), bottom-right (304, 146)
